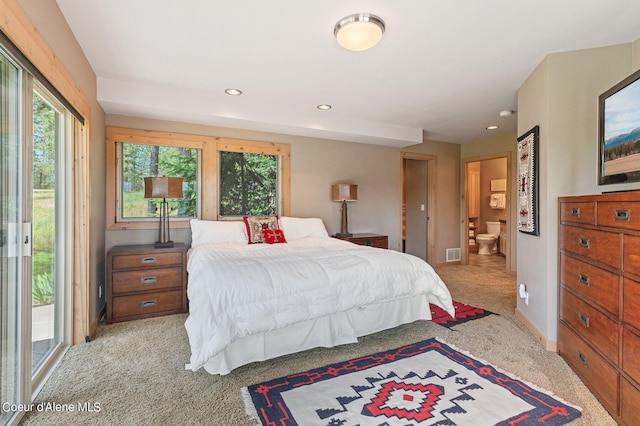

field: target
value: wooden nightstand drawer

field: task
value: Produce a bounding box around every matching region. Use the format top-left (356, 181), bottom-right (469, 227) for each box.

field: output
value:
top-left (621, 378), bottom-right (640, 426)
top-left (112, 251), bottom-right (183, 270)
top-left (107, 244), bottom-right (187, 323)
top-left (111, 289), bottom-right (183, 321)
top-left (112, 267), bottom-right (182, 294)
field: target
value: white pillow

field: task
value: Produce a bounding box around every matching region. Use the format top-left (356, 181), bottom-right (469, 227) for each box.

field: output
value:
top-left (190, 219), bottom-right (247, 246)
top-left (278, 217), bottom-right (329, 240)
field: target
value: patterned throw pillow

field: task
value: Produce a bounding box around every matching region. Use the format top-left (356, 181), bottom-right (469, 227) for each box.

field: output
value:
top-left (262, 229), bottom-right (287, 244)
top-left (243, 216), bottom-right (279, 244)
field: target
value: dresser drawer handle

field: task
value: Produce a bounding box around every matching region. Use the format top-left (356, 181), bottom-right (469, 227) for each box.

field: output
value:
top-left (614, 209), bottom-right (630, 221)
top-left (141, 257), bottom-right (157, 264)
top-left (578, 238), bottom-right (590, 248)
top-left (576, 350), bottom-right (588, 367)
top-left (570, 208), bottom-right (580, 217)
top-left (578, 274), bottom-right (590, 286)
top-left (141, 300), bottom-right (157, 308)
top-left (141, 276), bottom-right (157, 284)
top-left (578, 312), bottom-right (590, 327)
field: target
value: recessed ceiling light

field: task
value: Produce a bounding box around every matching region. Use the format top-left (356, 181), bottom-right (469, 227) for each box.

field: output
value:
top-left (499, 110), bottom-right (514, 118)
top-left (225, 88), bottom-right (243, 96)
top-left (317, 104), bottom-right (332, 110)
top-left (486, 125), bottom-right (499, 130)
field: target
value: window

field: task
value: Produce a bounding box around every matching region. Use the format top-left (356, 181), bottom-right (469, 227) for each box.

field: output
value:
top-left (119, 143), bottom-right (199, 219)
top-left (106, 127), bottom-right (290, 230)
top-left (219, 151), bottom-right (278, 217)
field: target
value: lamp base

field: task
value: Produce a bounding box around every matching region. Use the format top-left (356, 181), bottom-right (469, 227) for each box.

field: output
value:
top-left (154, 241), bottom-right (175, 249)
top-left (335, 232), bottom-right (353, 238)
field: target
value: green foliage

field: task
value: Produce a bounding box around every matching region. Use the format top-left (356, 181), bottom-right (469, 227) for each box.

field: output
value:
top-left (32, 94), bottom-right (56, 190)
top-left (122, 143), bottom-right (197, 217)
top-left (32, 273), bottom-right (54, 305)
top-left (219, 151), bottom-right (277, 216)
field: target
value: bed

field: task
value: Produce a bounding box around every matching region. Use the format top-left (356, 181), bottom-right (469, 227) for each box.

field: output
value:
top-left (185, 217), bottom-right (454, 375)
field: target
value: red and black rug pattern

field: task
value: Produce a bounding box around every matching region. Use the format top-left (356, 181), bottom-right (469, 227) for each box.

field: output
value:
top-left (243, 338), bottom-right (581, 425)
top-left (430, 300), bottom-right (495, 328)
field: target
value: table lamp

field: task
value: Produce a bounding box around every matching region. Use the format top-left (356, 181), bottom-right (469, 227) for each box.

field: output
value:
top-left (144, 176), bottom-right (184, 248)
top-left (332, 183), bottom-right (358, 237)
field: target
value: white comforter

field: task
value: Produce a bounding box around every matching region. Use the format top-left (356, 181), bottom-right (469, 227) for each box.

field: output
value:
top-left (185, 237), bottom-right (454, 372)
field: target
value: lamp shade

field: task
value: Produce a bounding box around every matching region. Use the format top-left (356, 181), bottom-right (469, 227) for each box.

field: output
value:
top-left (332, 184), bottom-right (358, 202)
top-left (144, 177), bottom-right (183, 199)
top-left (334, 13), bottom-right (385, 52)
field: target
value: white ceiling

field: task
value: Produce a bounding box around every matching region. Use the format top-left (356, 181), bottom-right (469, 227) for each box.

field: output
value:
top-left (56, 0), bottom-right (640, 147)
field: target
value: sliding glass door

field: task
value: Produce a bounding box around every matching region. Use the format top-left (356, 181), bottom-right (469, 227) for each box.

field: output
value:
top-left (0, 47), bottom-right (70, 426)
top-left (0, 49), bottom-right (22, 426)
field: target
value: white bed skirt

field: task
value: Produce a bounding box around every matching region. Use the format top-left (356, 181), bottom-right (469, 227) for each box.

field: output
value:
top-left (196, 294), bottom-right (433, 375)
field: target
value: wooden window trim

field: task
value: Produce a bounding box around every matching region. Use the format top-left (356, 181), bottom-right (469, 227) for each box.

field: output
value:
top-left (106, 127), bottom-right (291, 230)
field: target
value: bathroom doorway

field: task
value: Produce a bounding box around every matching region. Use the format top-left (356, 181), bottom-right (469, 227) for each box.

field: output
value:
top-left (401, 152), bottom-right (435, 265)
top-left (464, 154), bottom-right (511, 272)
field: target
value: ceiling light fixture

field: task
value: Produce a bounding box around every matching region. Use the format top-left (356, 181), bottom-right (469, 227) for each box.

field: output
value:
top-left (317, 104), bottom-right (332, 110)
top-left (499, 110), bottom-right (514, 118)
top-left (486, 125), bottom-right (499, 130)
top-left (225, 88), bottom-right (243, 96)
top-left (334, 13), bottom-right (385, 52)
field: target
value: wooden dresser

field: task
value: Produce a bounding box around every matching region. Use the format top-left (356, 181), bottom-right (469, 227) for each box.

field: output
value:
top-left (558, 193), bottom-right (640, 424)
top-left (106, 243), bottom-right (188, 323)
top-left (332, 233), bottom-right (388, 249)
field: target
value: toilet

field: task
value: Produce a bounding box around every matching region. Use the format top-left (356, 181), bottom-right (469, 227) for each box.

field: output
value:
top-left (476, 221), bottom-right (501, 255)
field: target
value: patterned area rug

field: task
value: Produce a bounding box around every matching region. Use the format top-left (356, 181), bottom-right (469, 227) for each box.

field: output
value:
top-left (430, 300), bottom-right (495, 328)
top-left (243, 338), bottom-right (581, 425)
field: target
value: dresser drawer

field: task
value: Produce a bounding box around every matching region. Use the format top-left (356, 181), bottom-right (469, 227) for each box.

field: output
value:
top-left (560, 201), bottom-right (595, 225)
top-left (598, 201), bottom-right (640, 230)
top-left (355, 236), bottom-right (388, 249)
top-left (560, 253), bottom-right (619, 315)
top-left (112, 251), bottom-right (183, 270)
top-left (623, 235), bottom-right (640, 277)
top-left (621, 378), bottom-right (640, 426)
top-left (623, 278), bottom-right (640, 328)
top-left (558, 323), bottom-right (619, 416)
top-left (622, 327), bottom-right (640, 384)
top-left (112, 267), bottom-right (182, 294)
top-left (111, 289), bottom-right (183, 320)
top-left (560, 288), bottom-right (619, 363)
top-left (559, 225), bottom-right (620, 269)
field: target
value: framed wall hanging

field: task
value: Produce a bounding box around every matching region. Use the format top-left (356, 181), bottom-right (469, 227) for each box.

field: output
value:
top-left (517, 125), bottom-right (539, 236)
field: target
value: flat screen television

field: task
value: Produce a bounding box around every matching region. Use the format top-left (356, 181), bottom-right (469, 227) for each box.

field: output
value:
top-left (598, 67), bottom-right (640, 185)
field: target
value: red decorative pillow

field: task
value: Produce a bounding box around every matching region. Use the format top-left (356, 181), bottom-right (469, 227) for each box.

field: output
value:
top-left (262, 229), bottom-right (287, 244)
top-left (243, 215), bottom-right (279, 244)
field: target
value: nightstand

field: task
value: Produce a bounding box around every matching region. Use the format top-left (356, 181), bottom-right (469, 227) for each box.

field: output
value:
top-left (106, 243), bottom-right (188, 323)
top-left (332, 233), bottom-right (388, 249)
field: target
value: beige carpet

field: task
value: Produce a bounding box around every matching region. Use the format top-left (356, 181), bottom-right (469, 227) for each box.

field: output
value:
top-left (21, 255), bottom-right (615, 425)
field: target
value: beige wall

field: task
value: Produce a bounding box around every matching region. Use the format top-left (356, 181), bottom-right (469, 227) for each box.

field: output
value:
top-left (17, 1), bottom-right (107, 320)
top-left (479, 158), bottom-right (507, 227)
top-left (517, 43), bottom-right (635, 345)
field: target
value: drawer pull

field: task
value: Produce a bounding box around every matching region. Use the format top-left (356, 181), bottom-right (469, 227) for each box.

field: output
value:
top-left (578, 312), bottom-right (590, 327)
top-left (141, 300), bottom-right (157, 308)
top-left (576, 350), bottom-right (588, 367)
top-left (578, 238), bottom-right (590, 248)
top-left (141, 257), bottom-right (157, 264)
top-left (570, 208), bottom-right (580, 217)
top-left (141, 276), bottom-right (157, 284)
top-left (614, 209), bottom-right (630, 221)
top-left (578, 274), bottom-right (590, 286)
